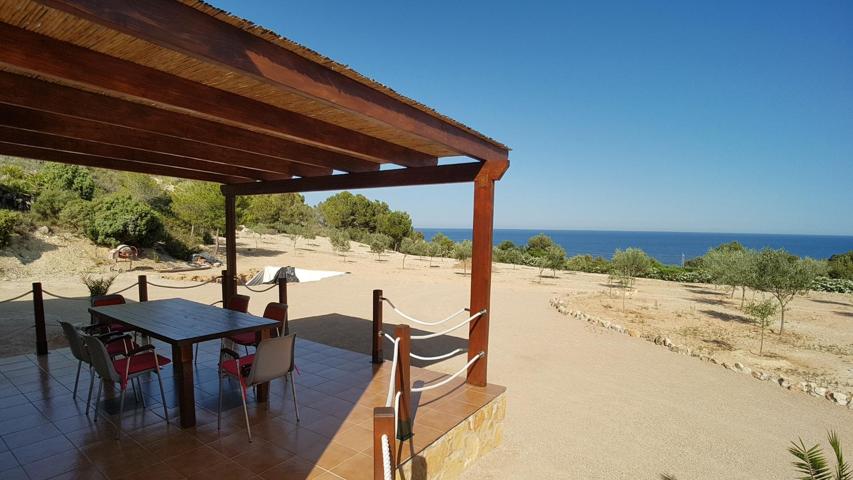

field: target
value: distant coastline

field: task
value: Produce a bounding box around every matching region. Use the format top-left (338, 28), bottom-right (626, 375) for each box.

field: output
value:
top-left (415, 228), bottom-right (853, 264)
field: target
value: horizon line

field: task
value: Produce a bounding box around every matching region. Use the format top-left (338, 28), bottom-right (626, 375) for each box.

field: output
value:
top-left (413, 227), bottom-right (853, 238)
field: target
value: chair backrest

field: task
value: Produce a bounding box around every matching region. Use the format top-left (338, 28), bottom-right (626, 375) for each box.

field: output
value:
top-left (227, 294), bottom-right (250, 313)
top-left (247, 334), bottom-right (295, 386)
top-left (81, 334), bottom-right (120, 383)
top-left (91, 294), bottom-right (126, 307)
top-left (262, 302), bottom-right (288, 335)
top-left (59, 321), bottom-right (89, 363)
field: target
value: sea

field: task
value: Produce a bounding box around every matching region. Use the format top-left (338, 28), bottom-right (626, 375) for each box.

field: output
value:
top-left (415, 228), bottom-right (853, 265)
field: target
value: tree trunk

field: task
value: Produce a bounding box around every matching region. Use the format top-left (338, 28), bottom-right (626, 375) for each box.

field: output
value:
top-left (402, 254), bottom-right (407, 269)
top-left (740, 286), bottom-right (746, 309)
top-left (778, 306), bottom-right (785, 335)
top-left (759, 325), bottom-right (765, 355)
top-left (213, 229), bottom-right (220, 256)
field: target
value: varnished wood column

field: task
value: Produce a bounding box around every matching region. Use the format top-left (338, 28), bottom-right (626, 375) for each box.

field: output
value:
top-left (468, 171), bottom-right (495, 386)
top-left (224, 193), bottom-right (238, 303)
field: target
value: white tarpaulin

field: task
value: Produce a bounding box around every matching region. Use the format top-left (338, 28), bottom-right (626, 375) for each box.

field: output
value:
top-left (245, 266), bottom-right (347, 286)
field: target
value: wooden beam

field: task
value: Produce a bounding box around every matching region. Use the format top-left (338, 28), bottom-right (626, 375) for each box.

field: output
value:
top-left (0, 126), bottom-right (281, 182)
top-left (34, 0), bottom-right (510, 162)
top-left (0, 142), bottom-right (247, 184)
top-left (0, 104), bottom-right (332, 178)
top-left (0, 71), bottom-right (379, 174)
top-left (224, 194), bottom-right (238, 302)
top-left (221, 162), bottom-right (484, 196)
top-left (0, 23), bottom-right (437, 168)
top-left (468, 170), bottom-right (495, 386)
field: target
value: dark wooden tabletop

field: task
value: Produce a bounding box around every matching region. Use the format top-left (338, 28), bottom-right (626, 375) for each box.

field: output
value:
top-left (88, 298), bottom-right (279, 344)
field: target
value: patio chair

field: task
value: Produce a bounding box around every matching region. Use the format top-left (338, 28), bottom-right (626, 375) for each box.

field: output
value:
top-left (218, 334), bottom-right (299, 442)
top-left (58, 321), bottom-right (137, 414)
top-left (83, 334), bottom-right (171, 439)
top-left (228, 302), bottom-right (287, 354)
top-left (195, 294), bottom-right (251, 362)
top-left (91, 294), bottom-right (136, 336)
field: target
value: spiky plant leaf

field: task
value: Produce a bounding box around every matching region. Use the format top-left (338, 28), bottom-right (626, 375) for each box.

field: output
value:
top-left (827, 431), bottom-right (851, 480)
top-left (790, 438), bottom-right (833, 480)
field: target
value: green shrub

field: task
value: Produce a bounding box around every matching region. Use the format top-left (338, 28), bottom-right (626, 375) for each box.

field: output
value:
top-left (827, 251), bottom-right (853, 280)
top-left (810, 276), bottom-right (853, 294)
top-left (38, 164), bottom-right (95, 200)
top-left (58, 199), bottom-right (93, 232)
top-left (31, 188), bottom-right (78, 222)
top-left (85, 194), bottom-right (164, 247)
top-left (0, 209), bottom-right (21, 247)
top-left (565, 254), bottom-right (611, 273)
top-left (158, 218), bottom-right (201, 260)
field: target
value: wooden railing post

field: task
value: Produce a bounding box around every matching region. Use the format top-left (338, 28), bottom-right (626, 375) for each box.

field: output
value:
top-left (221, 269), bottom-right (229, 307)
top-left (373, 406), bottom-right (396, 480)
top-left (32, 282), bottom-right (47, 356)
top-left (372, 289), bottom-right (383, 364)
top-left (394, 324), bottom-right (412, 440)
top-left (277, 277), bottom-right (288, 305)
top-left (137, 274), bottom-right (148, 302)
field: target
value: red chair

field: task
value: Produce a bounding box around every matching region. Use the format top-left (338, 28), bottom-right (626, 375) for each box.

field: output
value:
top-left (91, 294), bottom-right (135, 335)
top-left (228, 302), bottom-right (287, 353)
top-left (195, 294), bottom-right (251, 361)
top-left (218, 334), bottom-right (299, 442)
top-left (83, 334), bottom-right (170, 439)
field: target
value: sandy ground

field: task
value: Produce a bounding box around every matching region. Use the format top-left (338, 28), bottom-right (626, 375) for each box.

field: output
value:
top-left (1, 230), bottom-right (852, 479)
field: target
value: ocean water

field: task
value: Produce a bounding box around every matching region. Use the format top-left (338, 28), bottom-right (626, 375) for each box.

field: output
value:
top-left (415, 228), bottom-right (853, 265)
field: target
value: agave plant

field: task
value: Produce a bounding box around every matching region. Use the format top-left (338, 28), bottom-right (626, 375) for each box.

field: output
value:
top-left (790, 431), bottom-right (850, 480)
top-left (81, 273), bottom-right (117, 298)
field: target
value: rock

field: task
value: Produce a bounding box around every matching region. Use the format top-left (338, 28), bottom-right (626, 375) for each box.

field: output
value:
top-left (709, 357), bottom-right (719, 365)
top-left (732, 362), bottom-right (752, 375)
top-left (36, 225), bottom-right (50, 235)
top-left (663, 337), bottom-right (673, 348)
top-left (627, 329), bottom-right (640, 338)
top-left (654, 336), bottom-right (663, 345)
top-left (812, 386), bottom-right (828, 397)
top-left (752, 371), bottom-right (771, 381)
top-left (828, 391), bottom-right (848, 405)
top-left (778, 377), bottom-right (791, 389)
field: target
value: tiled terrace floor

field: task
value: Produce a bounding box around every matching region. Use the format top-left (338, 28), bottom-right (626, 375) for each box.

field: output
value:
top-left (0, 338), bottom-right (504, 479)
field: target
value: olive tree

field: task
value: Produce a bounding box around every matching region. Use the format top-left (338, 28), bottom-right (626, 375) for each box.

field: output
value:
top-left (329, 230), bottom-right (351, 261)
top-left (453, 240), bottom-right (473, 274)
top-left (544, 245), bottom-right (567, 277)
top-left (743, 298), bottom-right (778, 355)
top-left (400, 237), bottom-right (419, 269)
top-left (751, 248), bottom-right (826, 335)
top-left (702, 248), bottom-right (757, 307)
top-left (368, 233), bottom-right (391, 261)
top-left (609, 248), bottom-right (653, 310)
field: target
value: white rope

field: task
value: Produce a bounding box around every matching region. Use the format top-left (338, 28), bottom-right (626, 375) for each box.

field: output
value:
top-left (410, 352), bottom-right (485, 393)
top-left (385, 338), bottom-right (400, 408)
top-left (410, 348), bottom-right (466, 362)
top-left (381, 434), bottom-right (393, 480)
top-left (409, 310), bottom-right (486, 340)
top-left (382, 297), bottom-right (468, 326)
top-left (383, 333), bottom-right (396, 343)
top-left (393, 390), bottom-right (401, 438)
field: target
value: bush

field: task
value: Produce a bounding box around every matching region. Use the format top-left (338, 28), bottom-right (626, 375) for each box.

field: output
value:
top-left (31, 188), bottom-right (77, 222)
top-left (38, 164), bottom-right (95, 200)
top-left (58, 199), bottom-right (93, 232)
top-left (827, 251), bottom-right (853, 280)
top-left (86, 195), bottom-right (164, 247)
top-left (565, 254), bottom-right (611, 274)
top-left (0, 209), bottom-right (21, 247)
top-left (810, 276), bottom-right (853, 294)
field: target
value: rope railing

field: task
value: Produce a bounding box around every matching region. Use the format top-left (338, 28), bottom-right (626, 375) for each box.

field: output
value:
top-left (410, 352), bottom-right (485, 393)
top-left (110, 282), bottom-right (139, 295)
top-left (409, 309), bottom-right (486, 341)
top-left (146, 276), bottom-right (222, 289)
top-left (381, 297), bottom-right (469, 326)
top-left (41, 289), bottom-right (89, 301)
top-left (381, 434), bottom-right (393, 480)
top-left (237, 282), bottom-right (278, 293)
top-left (409, 348), bottom-right (467, 362)
top-left (0, 290), bottom-right (32, 303)
top-left (385, 337), bottom-right (401, 408)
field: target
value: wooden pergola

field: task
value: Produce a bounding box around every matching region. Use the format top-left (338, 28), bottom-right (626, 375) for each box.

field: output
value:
top-left (0, 0), bottom-right (510, 386)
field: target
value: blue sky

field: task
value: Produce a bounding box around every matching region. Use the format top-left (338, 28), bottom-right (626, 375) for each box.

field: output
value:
top-left (214, 1), bottom-right (853, 235)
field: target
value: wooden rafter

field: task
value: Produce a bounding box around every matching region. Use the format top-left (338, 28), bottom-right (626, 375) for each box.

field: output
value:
top-left (0, 71), bottom-right (381, 174)
top-left (0, 142), bottom-right (248, 184)
top-left (29, 0), bottom-right (510, 162)
top-left (0, 104), bottom-right (334, 178)
top-left (0, 23), bottom-right (438, 169)
top-left (221, 162), bottom-right (485, 196)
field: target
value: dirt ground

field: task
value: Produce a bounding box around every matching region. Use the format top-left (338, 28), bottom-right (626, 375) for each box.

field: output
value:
top-left (1, 229), bottom-right (852, 478)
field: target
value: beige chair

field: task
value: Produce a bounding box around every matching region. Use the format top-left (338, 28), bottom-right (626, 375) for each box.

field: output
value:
top-left (217, 334), bottom-right (299, 442)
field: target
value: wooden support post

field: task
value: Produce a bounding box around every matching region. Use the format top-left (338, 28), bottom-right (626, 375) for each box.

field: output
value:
top-left (394, 324), bottom-right (412, 440)
top-left (138, 274), bottom-right (148, 302)
top-left (278, 277), bottom-right (289, 335)
top-left (32, 282), bottom-right (47, 356)
top-left (224, 193), bottom-right (237, 302)
top-left (221, 269), bottom-right (229, 306)
top-left (468, 172), bottom-right (495, 386)
top-left (373, 406), bottom-right (397, 480)
top-left (372, 289), bottom-right (383, 364)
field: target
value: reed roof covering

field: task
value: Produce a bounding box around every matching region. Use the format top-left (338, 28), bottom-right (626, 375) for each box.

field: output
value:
top-left (0, 0), bottom-right (509, 186)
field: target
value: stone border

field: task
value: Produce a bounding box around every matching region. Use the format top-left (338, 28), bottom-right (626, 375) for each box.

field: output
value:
top-left (550, 298), bottom-right (853, 410)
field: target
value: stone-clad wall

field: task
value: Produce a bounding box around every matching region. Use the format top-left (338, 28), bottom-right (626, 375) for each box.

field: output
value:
top-left (398, 393), bottom-right (506, 480)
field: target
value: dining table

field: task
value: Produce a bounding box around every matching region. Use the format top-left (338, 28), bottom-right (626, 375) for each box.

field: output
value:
top-left (89, 297), bottom-right (280, 427)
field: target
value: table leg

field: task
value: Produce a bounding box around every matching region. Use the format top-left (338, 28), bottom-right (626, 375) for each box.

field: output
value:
top-left (171, 343), bottom-right (196, 428)
top-left (255, 329), bottom-right (271, 402)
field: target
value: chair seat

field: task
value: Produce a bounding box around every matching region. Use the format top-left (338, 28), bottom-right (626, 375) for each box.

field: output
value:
top-left (229, 331), bottom-right (258, 346)
top-left (113, 353), bottom-right (171, 380)
top-left (222, 354), bottom-right (254, 378)
top-left (109, 323), bottom-right (134, 333)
